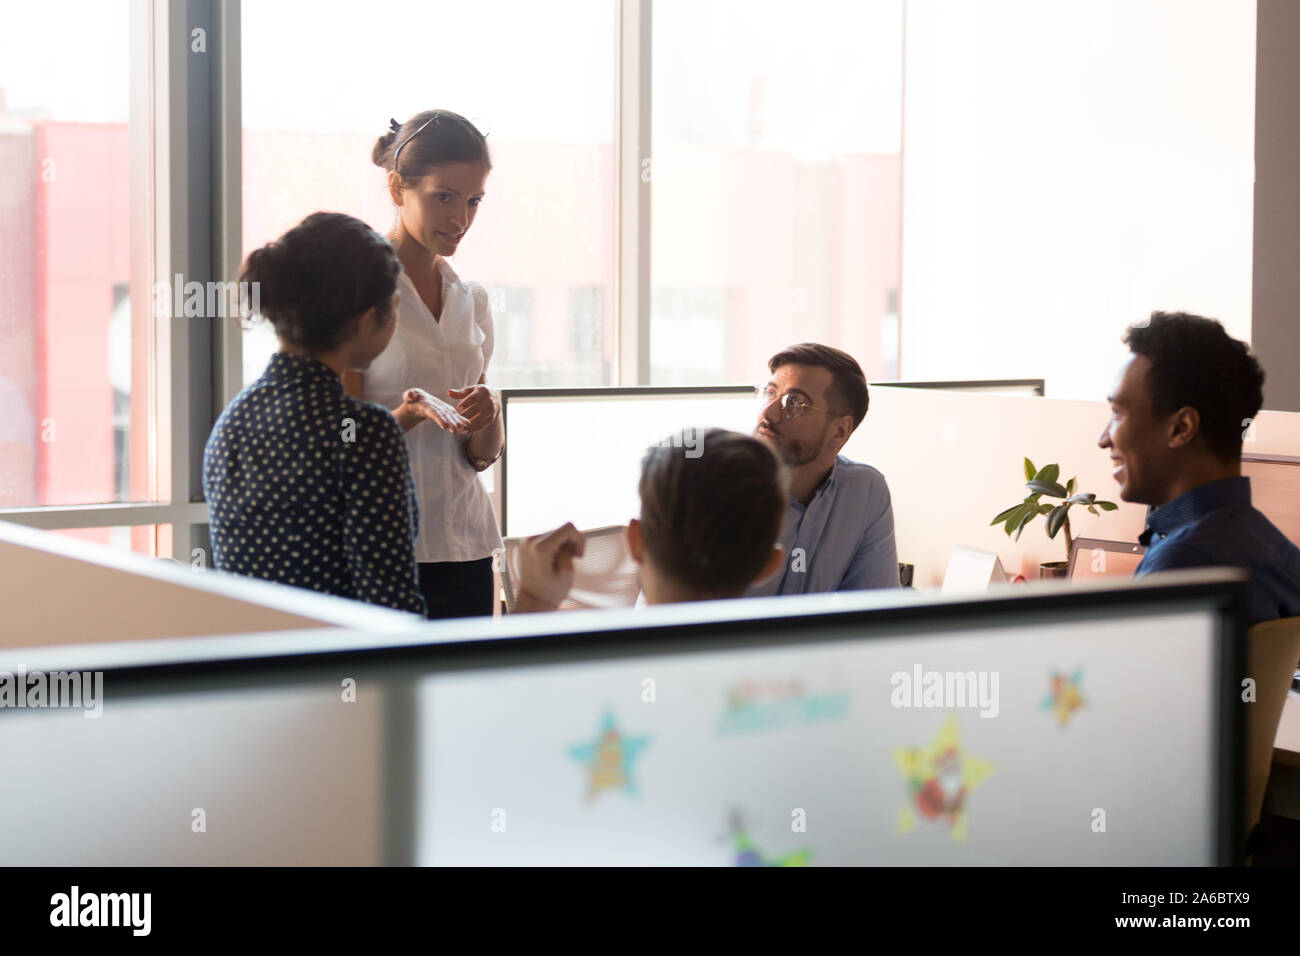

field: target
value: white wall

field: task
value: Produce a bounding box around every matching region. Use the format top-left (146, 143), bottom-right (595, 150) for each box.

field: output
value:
top-left (901, 0), bottom-right (1256, 400)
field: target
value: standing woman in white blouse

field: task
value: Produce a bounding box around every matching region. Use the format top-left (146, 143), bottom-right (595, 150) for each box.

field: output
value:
top-left (345, 109), bottom-right (504, 618)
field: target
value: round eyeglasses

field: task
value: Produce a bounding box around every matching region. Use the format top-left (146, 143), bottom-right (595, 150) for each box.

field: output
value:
top-left (754, 385), bottom-right (839, 421)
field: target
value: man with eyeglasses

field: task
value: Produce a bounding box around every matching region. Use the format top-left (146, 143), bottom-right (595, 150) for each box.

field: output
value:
top-left (748, 343), bottom-right (899, 596)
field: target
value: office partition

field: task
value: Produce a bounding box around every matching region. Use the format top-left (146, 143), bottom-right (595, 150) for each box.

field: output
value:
top-left (874, 379), bottom-right (1045, 397)
top-left (0, 569), bottom-right (1248, 865)
top-left (0, 520), bottom-right (420, 649)
top-left (846, 391), bottom-right (1300, 587)
top-left (1241, 453), bottom-right (1300, 548)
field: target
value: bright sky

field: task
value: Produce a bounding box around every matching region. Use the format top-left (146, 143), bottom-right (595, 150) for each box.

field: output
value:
top-left (0, 0), bottom-right (131, 121)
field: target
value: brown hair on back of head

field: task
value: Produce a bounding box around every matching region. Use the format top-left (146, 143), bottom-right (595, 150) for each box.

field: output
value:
top-left (638, 428), bottom-right (789, 597)
top-left (372, 109), bottom-right (492, 185)
top-left (768, 343), bottom-right (869, 430)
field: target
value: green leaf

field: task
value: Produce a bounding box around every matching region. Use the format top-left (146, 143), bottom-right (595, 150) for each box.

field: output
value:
top-left (1066, 493), bottom-right (1096, 504)
top-left (1003, 503), bottom-right (1031, 535)
top-left (1037, 503), bottom-right (1053, 515)
top-left (1013, 508), bottom-right (1037, 542)
top-left (1096, 501), bottom-right (1119, 511)
top-left (999, 504), bottom-right (1022, 535)
top-left (1024, 457), bottom-right (1037, 481)
top-left (1065, 477), bottom-right (1076, 497)
top-left (1046, 504), bottom-right (1069, 538)
top-left (991, 505), bottom-right (1021, 526)
top-left (1087, 505), bottom-right (1098, 515)
top-left (1027, 479), bottom-right (1068, 498)
top-left (1038, 463), bottom-right (1061, 484)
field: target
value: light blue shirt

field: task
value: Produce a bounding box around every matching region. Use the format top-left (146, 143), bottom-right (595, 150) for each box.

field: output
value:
top-left (746, 455), bottom-right (899, 596)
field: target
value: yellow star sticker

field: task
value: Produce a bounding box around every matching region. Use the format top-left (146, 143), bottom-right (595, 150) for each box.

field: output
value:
top-left (1042, 670), bottom-right (1086, 727)
top-left (893, 714), bottom-right (993, 842)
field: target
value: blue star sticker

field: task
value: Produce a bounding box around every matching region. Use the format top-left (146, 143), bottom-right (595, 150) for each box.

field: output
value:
top-left (568, 710), bottom-right (651, 802)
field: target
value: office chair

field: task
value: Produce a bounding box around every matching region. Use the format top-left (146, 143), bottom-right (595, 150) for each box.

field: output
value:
top-left (499, 525), bottom-right (641, 613)
top-left (1243, 614), bottom-right (1300, 851)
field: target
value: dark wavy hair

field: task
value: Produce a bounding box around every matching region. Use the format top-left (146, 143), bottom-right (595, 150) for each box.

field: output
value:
top-left (239, 212), bottom-right (400, 353)
top-left (638, 429), bottom-right (789, 596)
top-left (1123, 311), bottom-right (1265, 462)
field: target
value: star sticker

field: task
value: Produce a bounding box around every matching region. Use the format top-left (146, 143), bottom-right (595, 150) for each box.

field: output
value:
top-left (725, 808), bottom-right (812, 867)
top-left (1040, 669), bottom-right (1086, 727)
top-left (568, 711), bottom-right (650, 802)
top-left (893, 714), bottom-right (993, 842)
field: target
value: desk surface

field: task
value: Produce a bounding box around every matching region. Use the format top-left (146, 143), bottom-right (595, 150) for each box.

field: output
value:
top-left (1277, 695), bottom-right (1300, 768)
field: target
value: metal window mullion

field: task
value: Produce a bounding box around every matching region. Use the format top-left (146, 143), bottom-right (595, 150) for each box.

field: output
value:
top-left (152, 0), bottom-right (184, 551)
top-left (155, 0), bottom-right (223, 563)
top-left (617, 0), bottom-right (652, 386)
top-left (213, 0), bottom-right (242, 413)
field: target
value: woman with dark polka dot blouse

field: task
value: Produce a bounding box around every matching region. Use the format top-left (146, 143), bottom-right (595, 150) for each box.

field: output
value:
top-left (202, 212), bottom-right (426, 615)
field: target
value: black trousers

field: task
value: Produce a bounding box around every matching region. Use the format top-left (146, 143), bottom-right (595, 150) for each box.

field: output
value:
top-left (417, 558), bottom-right (495, 619)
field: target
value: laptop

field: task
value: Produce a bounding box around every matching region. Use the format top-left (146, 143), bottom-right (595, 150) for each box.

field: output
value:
top-left (1067, 536), bottom-right (1146, 580)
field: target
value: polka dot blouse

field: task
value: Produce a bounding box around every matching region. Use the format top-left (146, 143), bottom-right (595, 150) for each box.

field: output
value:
top-left (202, 351), bottom-right (427, 615)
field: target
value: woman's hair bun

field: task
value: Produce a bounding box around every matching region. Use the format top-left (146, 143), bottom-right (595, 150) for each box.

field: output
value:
top-left (241, 242), bottom-right (280, 286)
top-left (372, 129), bottom-right (398, 169)
top-left (237, 212), bottom-right (400, 354)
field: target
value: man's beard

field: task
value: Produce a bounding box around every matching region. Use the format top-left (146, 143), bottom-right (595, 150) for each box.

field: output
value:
top-left (777, 423), bottom-right (831, 468)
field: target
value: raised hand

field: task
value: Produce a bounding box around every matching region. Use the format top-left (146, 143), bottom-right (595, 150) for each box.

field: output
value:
top-left (401, 387), bottom-right (471, 434)
top-left (447, 384), bottom-right (499, 433)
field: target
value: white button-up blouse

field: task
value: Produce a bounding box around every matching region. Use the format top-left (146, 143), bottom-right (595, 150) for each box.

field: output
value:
top-left (362, 257), bottom-right (503, 564)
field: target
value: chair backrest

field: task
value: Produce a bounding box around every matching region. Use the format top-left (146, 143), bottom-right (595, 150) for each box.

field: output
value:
top-left (500, 525), bottom-right (641, 613)
top-left (1244, 614), bottom-right (1300, 837)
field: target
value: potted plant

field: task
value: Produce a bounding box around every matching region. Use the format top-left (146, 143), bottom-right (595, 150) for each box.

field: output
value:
top-left (991, 459), bottom-right (1118, 578)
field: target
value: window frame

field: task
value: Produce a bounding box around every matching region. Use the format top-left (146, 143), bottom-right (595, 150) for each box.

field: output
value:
top-left (0, 0), bottom-right (654, 550)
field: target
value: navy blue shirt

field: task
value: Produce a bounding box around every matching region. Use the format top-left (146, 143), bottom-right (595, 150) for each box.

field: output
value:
top-left (203, 352), bottom-right (426, 615)
top-left (1136, 475), bottom-right (1300, 625)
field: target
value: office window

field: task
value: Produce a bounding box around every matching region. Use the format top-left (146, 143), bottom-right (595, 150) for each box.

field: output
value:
top-left (0, 1), bottom-right (156, 508)
top-left (901, 0), bottom-right (1256, 399)
top-left (650, 0), bottom-right (904, 385)
top-left (650, 288), bottom-right (732, 384)
top-left (110, 282), bottom-right (132, 501)
top-left (485, 286), bottom-right (535, 386)
top-left (240, 0), bottom-right (617, 389)
top-left (50, 524), bottom-right (171, 559)
top-left (568, 285), bottom-right (608, 386)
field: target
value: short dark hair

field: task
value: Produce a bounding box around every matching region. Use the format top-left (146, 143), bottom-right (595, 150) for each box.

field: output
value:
top-left (1123, 311), bottom-right (1265, 463)
top-left (372, 109), bottom-right (492, 185)
top-left (768, 343), bottom-right (869, 430)
top-left (638, 429), bottom-right (789, 597)
top-left (239, 212), bottom-right (400, 353)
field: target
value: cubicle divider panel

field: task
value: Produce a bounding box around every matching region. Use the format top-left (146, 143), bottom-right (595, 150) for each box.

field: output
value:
top-left (0, 520), bottom-right (421, 648)
top-left (0, 569), bottom-right (1250, 865)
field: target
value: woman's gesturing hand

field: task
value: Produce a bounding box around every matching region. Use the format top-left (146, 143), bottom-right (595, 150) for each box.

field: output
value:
top-left (401, 387), bottom-right (471, 434)
top-left (447, 384), bottom-right (499, 432)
